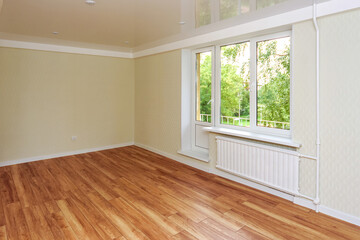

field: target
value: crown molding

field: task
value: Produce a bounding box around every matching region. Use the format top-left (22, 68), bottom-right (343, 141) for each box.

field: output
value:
top-left (0, 39), bottom-right (134, 58)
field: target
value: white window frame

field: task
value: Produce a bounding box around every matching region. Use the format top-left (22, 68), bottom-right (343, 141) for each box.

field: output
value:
top-left (191, 47), bottom-right (215, 151)
top-left (193, 30), bottom-right (292, 139)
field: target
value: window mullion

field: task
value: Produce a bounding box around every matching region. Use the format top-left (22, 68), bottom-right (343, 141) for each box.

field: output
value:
top-left (214, 45), bottom-right (221, 127)
top-left (250, 39), bottom-right (257, 130)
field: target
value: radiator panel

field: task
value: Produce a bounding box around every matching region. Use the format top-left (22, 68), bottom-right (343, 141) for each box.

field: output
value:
top-left (216, 136), bottom-right (299, 195)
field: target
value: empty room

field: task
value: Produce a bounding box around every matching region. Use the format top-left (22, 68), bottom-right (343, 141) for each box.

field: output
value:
top-left (0, 0), bottom-right (360, 239)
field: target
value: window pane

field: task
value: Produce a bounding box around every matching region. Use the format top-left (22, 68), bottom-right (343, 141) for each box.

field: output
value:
top-left (196, 0), bottom-right (211, 28)
top-left (196, 52), bottom-right (212, 123)
top-left (220, 42), bottom-right (250, 127)
top-left (256, 37), bottom-right (291, 130)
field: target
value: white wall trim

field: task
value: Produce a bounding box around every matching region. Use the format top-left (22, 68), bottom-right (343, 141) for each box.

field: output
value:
top-left (135, 143), bottom-right (360, 227)
top-left (0, 39), bottom-right (134, 58)
top-left (319, 205), bottom-right (360, 227)
top-left (294, 196), bottom-right (317, 210)
top-left (0, 142), bottom-right (134, 167)
top-left (134, 143), bottom-right (211, 172)
top-left (133, 0), bottom-right (360, 58)
top-left (294, 197), bottom-right (360, 227)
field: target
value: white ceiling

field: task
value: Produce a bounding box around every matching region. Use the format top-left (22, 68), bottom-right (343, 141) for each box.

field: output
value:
top-left (0, 0), bottom-right (182, 48)
top-left (0, 0), bottom-right (348, 53)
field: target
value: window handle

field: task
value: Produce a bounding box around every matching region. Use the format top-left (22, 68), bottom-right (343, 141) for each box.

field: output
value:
top-left (208, 99), bottom-right (213, 105)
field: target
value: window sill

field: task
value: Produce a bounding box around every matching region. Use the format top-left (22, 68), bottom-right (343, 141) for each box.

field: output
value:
top-left (177, 149), bottom-right (210, 163)
top-left (203, 127), bottom-right (301, 148)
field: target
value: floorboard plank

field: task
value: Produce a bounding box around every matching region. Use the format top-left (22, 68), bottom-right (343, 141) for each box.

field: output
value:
top-left (57, 198), bottom-right (103, 240)
top-left (0, 226), bottom-right (7, 240)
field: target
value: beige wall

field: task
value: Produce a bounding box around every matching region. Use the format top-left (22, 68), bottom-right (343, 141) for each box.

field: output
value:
top-left (134, 50), bottom-right (211, 170)
top-left (134, 9), bottom-right (360, 219)
top-left (134, 50), bottom-right (182, 155)
top-left (0, 47), bottom-right (134, 163)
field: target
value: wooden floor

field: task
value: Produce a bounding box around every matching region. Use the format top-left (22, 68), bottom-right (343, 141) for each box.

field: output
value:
top-left (0, 146), bottom-right (359, 240)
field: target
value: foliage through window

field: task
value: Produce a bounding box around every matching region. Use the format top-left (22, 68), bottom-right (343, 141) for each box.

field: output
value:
top-left (257, 37), bottom-right (291, 130)
top-left (194, 33), bottom-right (291, 134)
top-left (196, 51), bottom-right (212, 123)
top-left (220, 42), bottom-right (250, 127)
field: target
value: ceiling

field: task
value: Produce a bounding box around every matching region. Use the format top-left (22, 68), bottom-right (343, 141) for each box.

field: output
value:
top-left (0, 0), bottom-right (339, 52)
top-left (0, 0), bottom-right (182, 48)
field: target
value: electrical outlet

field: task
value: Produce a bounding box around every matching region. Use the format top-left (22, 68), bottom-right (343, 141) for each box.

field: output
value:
top-left (71, 136), bottom-right (77, 141)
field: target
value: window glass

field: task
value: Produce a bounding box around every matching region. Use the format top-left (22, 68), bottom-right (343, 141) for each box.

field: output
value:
top-left (256, 37), bottom-right (291, 130)
top-left (196, 51), bottom-right (212, 123)
top-left (220, 42), bottom-right (250, 127)
top-left (196, 0), bottom-right (212, 28)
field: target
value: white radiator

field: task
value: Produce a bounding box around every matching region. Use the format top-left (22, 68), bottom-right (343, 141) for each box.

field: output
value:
top-left (216, 136), bottom-right (299, 195)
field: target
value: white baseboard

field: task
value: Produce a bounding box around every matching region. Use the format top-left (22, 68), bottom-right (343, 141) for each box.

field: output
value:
top-left (319, 205), bottom-right (360, 227)
top-left (135, 143), bottom-right (360, 227)
top-left (211, 168), bottom-right (294, 202)
top-left (0, 142), bottom-right (134, 167)
top-left (294, 197), bottom-right (360, 227)
top-left (134, 143), bottom-right (211, 172)
top-left (294, 196), bottom-right (317, 210)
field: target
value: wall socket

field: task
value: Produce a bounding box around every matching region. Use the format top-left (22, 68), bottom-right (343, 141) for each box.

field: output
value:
top-left (71, 136), bottom-right (77, 141)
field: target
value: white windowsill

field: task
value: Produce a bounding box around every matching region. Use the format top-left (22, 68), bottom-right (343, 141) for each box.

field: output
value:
top-left (203, 127), bottom-right (301, 148)
top-left (177, 149), bottom-right (210, 163)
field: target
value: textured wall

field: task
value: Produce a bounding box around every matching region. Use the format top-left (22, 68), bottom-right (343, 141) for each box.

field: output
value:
top-left (292, 20), bottom-right (318, 198)
top-left (316, 9), bottom-right (360, 216)
top-left (0, 47), bottom-right (135, 163)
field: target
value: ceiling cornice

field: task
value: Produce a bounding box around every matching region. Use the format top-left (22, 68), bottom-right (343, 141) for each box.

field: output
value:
top-left (0, 39), bottom-right (134, 58)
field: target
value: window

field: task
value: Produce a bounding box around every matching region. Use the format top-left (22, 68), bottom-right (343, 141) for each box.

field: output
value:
top-left (220, 42), bottom-right (250, 127)
top-left (256, 37), bottom-right (291, 130)
top-left (191, 48), bottom-right (214, 151)
top-left (195, 51), bottom-right (212, 123)
top-left (192, 32), bottom-right (291, 138)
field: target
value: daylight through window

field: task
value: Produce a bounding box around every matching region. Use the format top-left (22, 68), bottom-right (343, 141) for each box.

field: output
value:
top-left (193, 33), bottom-right (291, 136)
top-left (220, 42), bottom-right (250, 127)
top-left (196, 51), bottom-right (212, 123)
